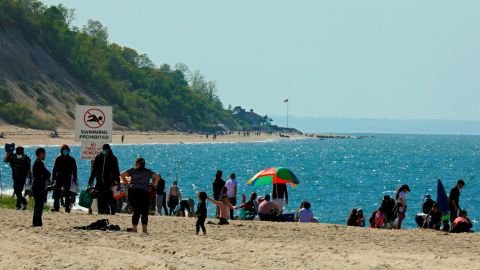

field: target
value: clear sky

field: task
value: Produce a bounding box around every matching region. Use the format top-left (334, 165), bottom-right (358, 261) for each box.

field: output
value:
top-left (42, 0), bottom-right (480, 121)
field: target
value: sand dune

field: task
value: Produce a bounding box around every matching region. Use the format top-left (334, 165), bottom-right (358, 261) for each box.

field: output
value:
top-left (0, 208), bottom-right (478, 270)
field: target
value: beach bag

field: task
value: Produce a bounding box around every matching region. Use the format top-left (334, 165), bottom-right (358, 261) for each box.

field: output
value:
top-left (70, 180), bottom-right (80, 194)
top-left (112, 185), bottom-right (126, 200)
top-left (79, 188), bottom-right (94, 208)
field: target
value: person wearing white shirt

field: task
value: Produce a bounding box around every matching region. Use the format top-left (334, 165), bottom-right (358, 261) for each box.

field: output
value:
top-left (395, 184), bottom-right (410, 229)
top-left (224, 173), bottom-right (238, 219)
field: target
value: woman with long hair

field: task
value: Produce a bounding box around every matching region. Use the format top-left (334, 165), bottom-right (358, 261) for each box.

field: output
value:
top-left (395, 184), bottom-right (410, 229)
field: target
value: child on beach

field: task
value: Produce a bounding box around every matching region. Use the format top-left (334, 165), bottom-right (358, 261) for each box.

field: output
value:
top-left (298, 201), bottom-right (317, 223)
top-left (207, 195), bottom-right (235, 225)
top-left (369, 207), bottom-right (386, 229)
top-left (196, 192), bottom-right (207, 235)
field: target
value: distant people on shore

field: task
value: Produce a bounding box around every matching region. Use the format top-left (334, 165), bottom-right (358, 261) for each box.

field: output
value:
top-left (224, 173), bottom-right (238, 220)
top-left (155, 175), bottom-right (167, 215)
top-left (32, 147), bottom-right (50, 227)
top-left (450, 210), bottom-right (473, 233)
top-left (51, 144), bottom-right (77, 213)
top-left (4, 145), bottom-right (32, 210)
top-left (395, 184), bottom-right (410, 229)
top-left (167, 181), bottom-right (181, 215)
top-left (381, 195), bottom-right (396, 229)
top-left (258, 194), bottom-right (278, 221)
top-left (347, 209), bottom-right (358, 226)
top-left (88, 144), bottom-right (120, 215)
top-left (449, 179), bottom-right (465, 225)
top-left (369, 207), bottom-right (386, 229)
top-left (356, 209), bottom-right (365, 227)
top-left (298, 201), bottom-right (317, 223)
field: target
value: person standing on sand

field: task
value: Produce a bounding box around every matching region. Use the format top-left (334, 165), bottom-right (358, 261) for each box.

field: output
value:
top-left (395, 184), bottom-right (410, 229)
top-left (381, 195), bottom-right (396, 229)
top-left (4, 146), bottom-right (32, 210)
top-left (196, 192), bottom-right (208, 235)
top-left (88, 144), bottom-right (120, 215)
top-left (212, 170), bottom-right (226, 218)
top-left (51, 144), bottom-right (77, 213)
top-left (224, 173), bottom-right (238, 220)
top-left (272, 183), bottom-right (288, 209)
top-left (120, 157), bottom-right (160, 233)
top-left (155, 175), bottom-right (167, 215)
top-left (167, 181), bottom-right (181, 215)
top-left (32, 148), bottom-right (50, 227)
top-left (207, 194), bottom-right (235, 225)
top-left (449, 179), bottom-right (465, 225)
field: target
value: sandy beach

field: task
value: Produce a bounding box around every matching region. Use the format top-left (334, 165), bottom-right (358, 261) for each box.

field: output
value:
top-left (0, 124), bottom-right (304, 146)
top-left (0, 207), bottom-right (478, 270)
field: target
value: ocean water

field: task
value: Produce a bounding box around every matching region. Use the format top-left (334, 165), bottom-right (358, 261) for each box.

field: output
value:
top-left (1, 134), bottom-right (479, 231)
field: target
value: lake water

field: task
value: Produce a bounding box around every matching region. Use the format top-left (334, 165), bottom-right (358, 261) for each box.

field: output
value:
top-left (1, 134), bottom-right (479, 230)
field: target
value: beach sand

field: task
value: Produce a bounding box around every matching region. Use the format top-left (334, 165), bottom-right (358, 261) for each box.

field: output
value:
top-left (0, 124), bottom-right (302, 146)
top-left (0, 207), bottom-right (478, 270)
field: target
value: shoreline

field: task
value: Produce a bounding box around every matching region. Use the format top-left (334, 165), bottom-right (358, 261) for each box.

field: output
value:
top-left (0, 207), bottom-right (478, 269)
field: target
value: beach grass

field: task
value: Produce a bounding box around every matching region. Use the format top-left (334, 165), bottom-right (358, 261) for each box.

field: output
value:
top-left (0, 194), bottom-right (49, 211)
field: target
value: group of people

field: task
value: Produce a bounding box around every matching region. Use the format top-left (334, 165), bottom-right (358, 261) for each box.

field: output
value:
top-left (347, 181), bottom-right (473, 233)
top-left (3, 143), bottom-right (474, 234)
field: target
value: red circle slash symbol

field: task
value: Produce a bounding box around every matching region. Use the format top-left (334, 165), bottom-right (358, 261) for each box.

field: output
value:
top-left (84, 109), bottom-right (106, 129)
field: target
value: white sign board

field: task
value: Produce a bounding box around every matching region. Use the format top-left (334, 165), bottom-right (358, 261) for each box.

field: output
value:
top-left (81, 141), bottom-right (104, 160)
top-left (75, 105), bottom-right (112, 142)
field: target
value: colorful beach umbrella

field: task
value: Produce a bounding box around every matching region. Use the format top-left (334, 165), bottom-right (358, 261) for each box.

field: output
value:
top-left (247, 167), bottom-right (300, 187)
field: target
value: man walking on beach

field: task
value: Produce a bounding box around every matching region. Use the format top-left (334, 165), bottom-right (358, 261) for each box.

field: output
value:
top-left (449, 179), bottom-right (465, 225)
top-left (224, 173), bottom-right (238, 220)
top-left (88, 144), bottom-right (120, 215)
top-left (4, 146), bottom-right (32, 210)
top-left (51, 144), bottom-right (77, 213)
top-left (32, 148), bottom-right (50, 227)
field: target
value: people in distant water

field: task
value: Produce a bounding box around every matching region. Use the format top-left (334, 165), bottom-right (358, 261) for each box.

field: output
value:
top-left (347, 208), bottom-right (358, 226)
top-left (298, 201), bottom-right (317, 223)
top-left (224, 173), bottom-right (238, 220)
top-left (212, 170), bottom-right (226, 218)
top-left (272, 183), bottom-right (288, 209)
top-left (395, 184), bottom-right (410, 229)
top-left (258, 194), bottom-right (277, 221)
top-left (167, 181), bottom-right (181, 215)
top-left (449, 179), bottom-right (465, 225)
top-left (196, 192), bottom-right (208, 235)
top-left (88, 144), bottom-right (120, 215)
top-left (207, 195), bottom-right (235, 225)
top-left (381, 195), bottom-right (396, 229)
top-left (120, 157), bottom-right (160, 233)
top-left (32, 148), bottom-right (50, 227)
top-left (4, 145), bottom-right (32, 210)
top-left (51, 144), bottom-right (77, 213)
top-left (450, 210), bottom-right (473, 233)
top-left (356, 209), bottom-right (365, 227)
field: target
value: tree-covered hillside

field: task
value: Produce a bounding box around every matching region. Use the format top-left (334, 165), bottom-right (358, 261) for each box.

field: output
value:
top-left (0, 0), bottom-right (257, 131)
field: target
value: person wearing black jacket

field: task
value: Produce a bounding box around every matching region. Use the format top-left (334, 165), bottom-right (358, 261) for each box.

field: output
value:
top-left (212, 170), bottom-right (225, 218)
top-left (51, 144), bottom-right (77, 213)
top-left (196, 191), bottom-right (208, 236)
top-left (4, 146), bottom-right (32, 210)
top-left (155, 177), bottom-right (168, 215)
top-left (32, 148), bottom-right (50, 227)
top-left (449, 179), bottom-right (465, 224)
top-left (88, 144), bottom-right (120, 215)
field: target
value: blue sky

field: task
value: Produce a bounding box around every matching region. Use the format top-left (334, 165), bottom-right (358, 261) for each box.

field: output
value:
top-left (42, 0), bottom-right (480, 121)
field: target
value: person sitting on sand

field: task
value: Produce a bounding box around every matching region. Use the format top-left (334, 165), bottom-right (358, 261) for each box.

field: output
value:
top-left (258, 194), bottom-right (278, 221)
top-left (207, 195), bottom-right (235, 225)
top-left (369, 207), bottom-right (386, 229)
top-left (298, 201), bottom-right (317, 223)
top-left (424, 203), bottom-right (442, 230)
top-left (196, 192), bottom-right (207, 235)
top-left (120, 157), bottom-right (160, 233)
top-left (167, 181), bottom-right (182, 216)
top-left (450, 210), bottom-right (473, 233)
top-left (238, 192), bottom-right (258, 220)
top-left (347, 209), bottom-right (358, 226)
top-left (395, 184), bottom-right (410, 229)
top-left (295, 201), bottom-right (306, 222)
top-left (356, 209), bottom-right (365, 227)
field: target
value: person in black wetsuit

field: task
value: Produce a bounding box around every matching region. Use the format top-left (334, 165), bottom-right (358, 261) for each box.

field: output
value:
top-left (381, 195), bottom-right (396, 229)
top-left (4, 146), bottom-right (32, 210)
top-left (426, 203), bottom-right (442, 230)
top-left (88, 144), bottom-right (120, 215)
top-left (212, 170), bottom-right (225, 218)
top-left (32, 148), bottom-right (51, 227)
top-left (449, 179), bottom-right (465, 225)
top-left (51, 144), bottom-right (77, 213)
top-left (196, 191), bottom-right (208, 236)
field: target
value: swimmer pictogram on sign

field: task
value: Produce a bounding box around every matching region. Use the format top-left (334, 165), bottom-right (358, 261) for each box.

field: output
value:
top-left (84, 109), bottom-right (106, 129)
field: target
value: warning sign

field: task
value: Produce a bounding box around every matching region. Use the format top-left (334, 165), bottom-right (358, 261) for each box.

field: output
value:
top-left (81, 141), bottom-right (104, 160)
top-left (75, 105), bottom-right (112, 142)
